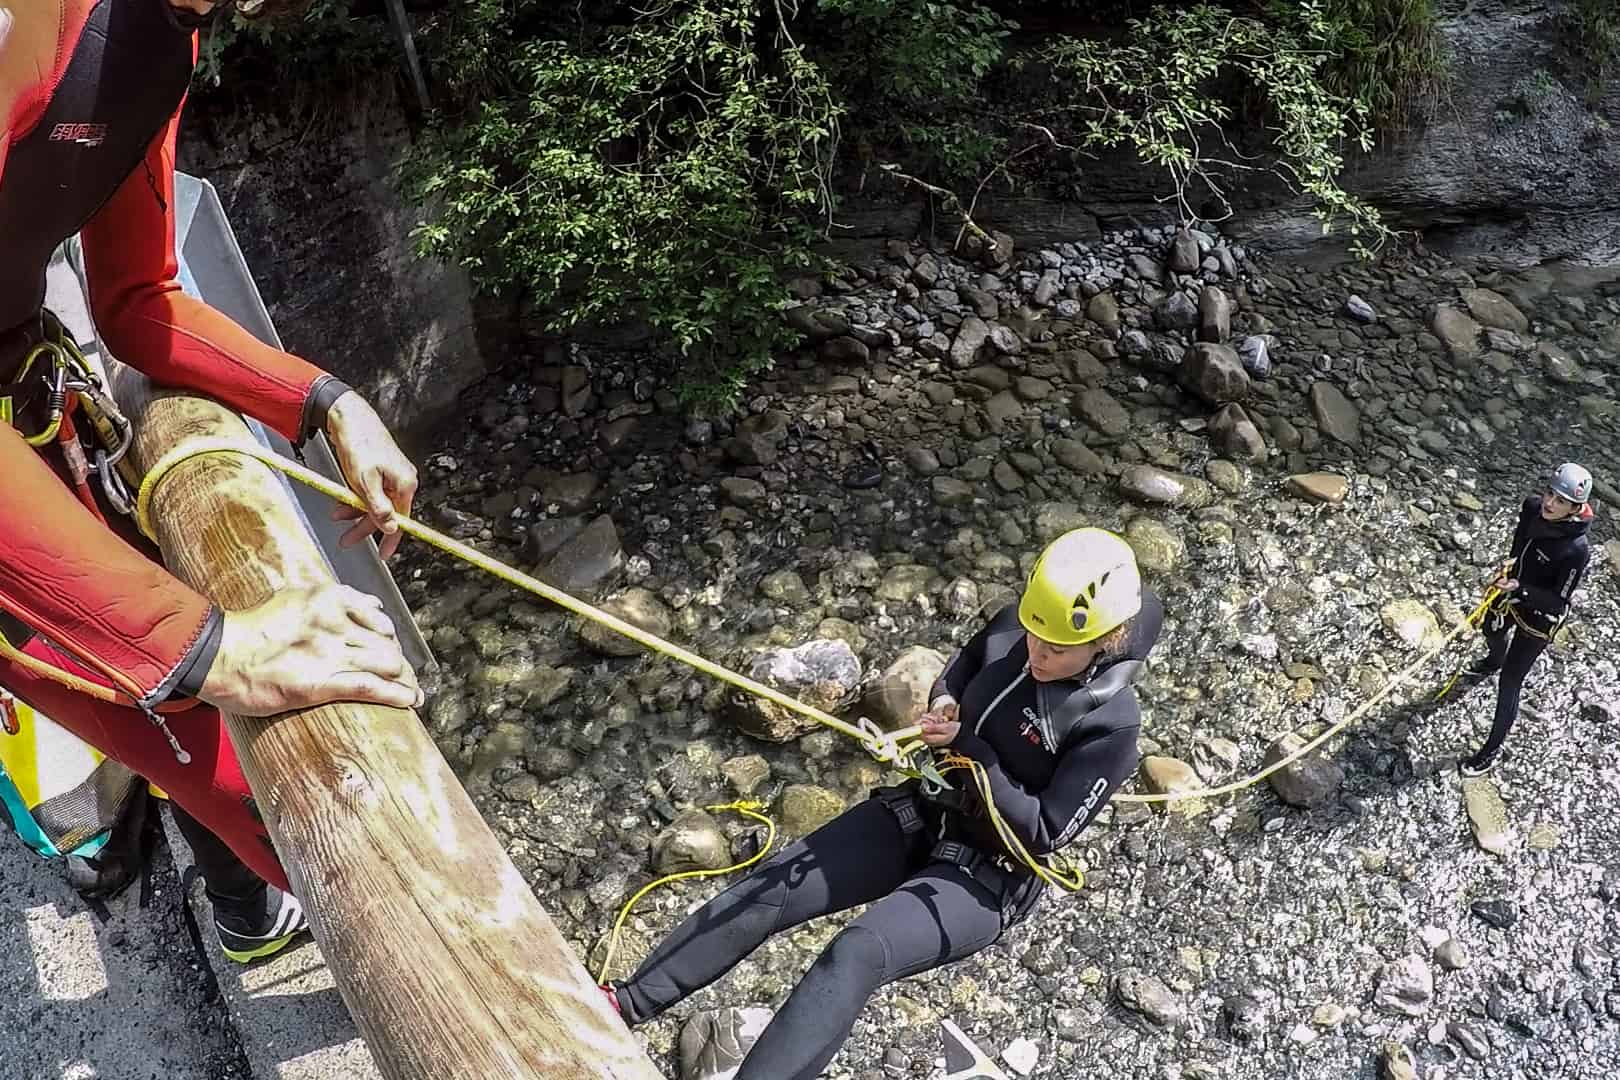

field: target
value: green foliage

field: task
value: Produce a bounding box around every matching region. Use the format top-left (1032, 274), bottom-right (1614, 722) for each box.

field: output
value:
top-left (1301, 0), bottom-right (1446, 130)
top-left (405, 1), bottom-right (836, 407)
top-left (1032, 2), bottom-right (1389, 255)
top-left (811, 1), bottom-right (1016, 183)
top-left (1568, 0), bottom-right (1619, 96)
top-left (195, 0), bottom-right (389, 95)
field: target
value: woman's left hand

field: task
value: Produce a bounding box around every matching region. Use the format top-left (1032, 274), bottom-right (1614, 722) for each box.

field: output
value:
top-left (324, 391), bottom-right (419, 559)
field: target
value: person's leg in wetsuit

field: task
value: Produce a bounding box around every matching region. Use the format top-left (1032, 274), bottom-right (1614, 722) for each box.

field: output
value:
top-left (1464, 620), bottom-right (1550, 772)
top-left (735, 861), bottom-right (1021, 1080)
top-left (612, 796), bottom-right (928, 1023)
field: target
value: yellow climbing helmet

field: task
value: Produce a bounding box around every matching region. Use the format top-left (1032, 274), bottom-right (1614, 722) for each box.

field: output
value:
top-left (1019, 528), bottom-right (1142, 646)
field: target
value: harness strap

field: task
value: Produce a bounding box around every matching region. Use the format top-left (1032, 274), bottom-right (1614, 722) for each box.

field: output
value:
top-left (874, 784), bottom-right (926, 835)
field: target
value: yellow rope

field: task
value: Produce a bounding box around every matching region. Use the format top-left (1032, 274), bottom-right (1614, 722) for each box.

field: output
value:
top-left (1109, 587), bottom-right (1503, 805)
top-left (594, 800), bottom-right (776, 984)
top-left (133, 438), bottom-right (928, 774)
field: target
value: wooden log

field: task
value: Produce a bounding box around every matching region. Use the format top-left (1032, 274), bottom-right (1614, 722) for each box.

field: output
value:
top-left (113, 373), bottom-right (661, 1080)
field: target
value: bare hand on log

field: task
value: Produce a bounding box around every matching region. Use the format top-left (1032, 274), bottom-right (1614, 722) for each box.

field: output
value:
top-left (324, 391), bottom-right (419, 559)
top-left (199, 582), bottom-right (423, 716)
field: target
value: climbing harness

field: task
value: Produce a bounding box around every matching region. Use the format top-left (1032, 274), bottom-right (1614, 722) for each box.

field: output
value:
top-left (594, 800), bottom-right (776, 984)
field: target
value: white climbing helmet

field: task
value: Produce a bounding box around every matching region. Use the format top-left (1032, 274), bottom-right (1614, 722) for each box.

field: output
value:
top-left (1550, 462), bottom-right (1593, 505)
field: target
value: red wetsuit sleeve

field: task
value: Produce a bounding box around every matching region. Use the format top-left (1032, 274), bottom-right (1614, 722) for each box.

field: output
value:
top-left (79, 104), bottom-right (343, 442)
top-left (0, 422), bottom-right (216, 706)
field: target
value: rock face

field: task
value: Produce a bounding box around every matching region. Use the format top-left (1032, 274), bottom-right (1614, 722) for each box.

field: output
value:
top-left (179, 96), bottom-right (486, 451)
top-left (731, 640), bottom-right (861, 742)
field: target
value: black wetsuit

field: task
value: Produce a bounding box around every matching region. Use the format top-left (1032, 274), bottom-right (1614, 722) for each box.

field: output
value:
top-left (614, 590), bottom-right (1161, 1080)
top-left (1473, 496), bottom-right (1594, 763)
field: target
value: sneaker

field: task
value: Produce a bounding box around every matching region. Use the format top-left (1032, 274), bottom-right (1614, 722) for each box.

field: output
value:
top-left (214, 884), bottom-right (309, 964)
top-left (679, 1007), bottom-right (772, 1080)
top-left (1459, 752), bottom-right (1498, 778)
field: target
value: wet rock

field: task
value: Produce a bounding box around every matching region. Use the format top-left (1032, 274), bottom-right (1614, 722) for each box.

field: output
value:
top-left (679, 1007), bottom-right (773, 1080)
top-left (1051, 438), bottom-right (1107, 476)
top-left (1374, 955), bottom-right (1434, 1017)
top-left (1263, 731), bottom-right (1343, 808)
top-left (1167, 229), bottom-right (1201, 274)
top-left (988, 324), bottom-right (1023, 356)
top-left (1461, 287), bottom-right (1530, 333)
top-left (951, 317), bottom-right (991, 368)
top-left (1434, 937), bottom-right (1470, 971)
top-left (1034, 502), bottom-right (1089, 542)
top-left (876, 564), bottom-right (937, 603)
top-left (1119, 465), bottom-right (1214, 509)
top-left (533, 470), bottom-right (601, 513)
top-left (1205, 459), bottom-right (1245, 494)
top-left (1379, 1041), bottom-right (1418, 1080)
top-left (780, 784), bottom-right (846, 836)
top-left (1238, 334), bottom-right (1272, 379)
top-left (1087, 292), bottom-right (1121, 335)
top-left (819, 335), bottom-right (870, 365)
top-left (785, 304), bottom-right (849, 342)
top-left (530, 745), bottom-right (579, 782)
top-left (1129, 253), bottom-right (1166, 283)
top-left (653, 810), bottom-right (732, 874)
top-left (1124, 517), bottom-right (1186, 575)
top-left (721, 754), bottom-right (771, 797)
top-left (1116, 969), bottom-right (1183, 1027)
top-left (932, 476), bottom-right (976, 508)
top-left (759, 569), bottom-right (810, 606)
top-left (1463, 778), bottom-right (1514, 856)
top-left (732, 640), bottom-right (861, 742)
top-left (1198, 285), bottom-right (1232, 343)
top-left (1431, 305), bottom-right (1483, 360)
top-left (1447, 1021), bottom-right (1490, 1061)
top-left (1310, 381), bottom-right (1361, 445)
top-left (1073, 387), bottom-right (1132, 437)
top-left (1287, 472), bottom-right (1349, 505)
top-left (865, 646), bottom-right (947, 731)
top-left (1345, 295), bottom-right (1378, 323)
top-left (1119, 329), bottom-right (1152, 358)
top-left (1470, 898), bottom-right (1517, 930)
top-left (943, 577), bottom-right (981, 618)
top-left (1178, 343), bottom-right (1250, 405)
top-left (1139, 755), bottom-right (1204, 814)
top-left (720, 476), bottom-right (769, 507)
top-left (1155, 292), bottom-right (1199, 332)
top-left (1379, 599), bottom-right (1441, 651)
top-left (1208, 403), bottom-right (1266, 464)
top-left (725, 411), bottom-right (790, 465)
top-left (1223, 991), bottom-right (1269, 1042)
top-left (579, 587), bottom-right (674, 657)
top-left (539, 515), bottom-right (623, 596)
top-left (1013, 376), bottom-right (1053, 402)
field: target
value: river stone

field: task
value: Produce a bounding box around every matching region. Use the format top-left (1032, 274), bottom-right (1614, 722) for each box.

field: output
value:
top-left (1461, 287), bottom-right (1530, 333)
top-left (720, 476), bottom-right (768, 507)
top-left (865, 646), bottom-right (947, 731)
top-left (1431, 305), bottom-right (1483, 359)
top-left (1119, 465), bottom-right (1214, 509)
top-left (1116, 970), bottom-right (1183, 1027)
top-left (533, 470), bottom-right (600, 513)
top-left (1374, 956), bottom-right (1434, 1018)
top-left (1310, 381), bottom-right (1361, 445)
top-left (1380, 599), bottom-right (1441, 651)
top-left (720, 754), bottom-right (771, 797)
top-left (539, 514), bottom-right (623, 597)
top-left (732, 640), bottom-right (861, 742)
top-left (1198, 285), bottom-right (1232, 343)
top-left (1139, 755), bottom-right (1205, 815)
top-left (726, 410), bottom-right (790, 465)
top-left (951, 316), bottom-right (991, 368)
top-left (932, 476), bottom-right (975, 508)
top-left (1287, 472), bottom-right (1349, 505)
top-left (1434, 937), bottom-right (1471, 971)
top-left (1124, 517), bottom-right (1185, 575)
top-left (1208, 402), bottom-right (1266, 463)
top-left (1345, 295), bottom-right (1378, 323)
top-left (877, 564), bottom-right (938, 603)
top-left (1238, 334), bottom-right (1272, 379)
top-left (1034, 502), bottom-right (1089, 542)
top-left (1263, 731), bottom-right (1343, 808)
top-left (1155, 291), bottom-right (1199, 332)
top-left (1087, 292), bottom-right (1121, 334)
top-left (818, 335), bottom-right (870, 365)
top-left (578, 587), bottom-right (674, 657)
top-left (1463, 777), bottom-right (1515, 856)
top-left (653, 810), bottom-right (732, 874)
top-left (680, 1008), bottom-right (774, 1080)
top-left (1167, 229), bottom-right (1201, 273)
top-left (1179, 343), bottom-right (1250, 405)
top-left (1073, 387), bottom-right (1131, 436)
top-left (1379, 1041), bottom-right (1418, 1080)
top-left (759, 569), bottom-right (810, 606)
top-left (780, 784), bottom-right (846, 836)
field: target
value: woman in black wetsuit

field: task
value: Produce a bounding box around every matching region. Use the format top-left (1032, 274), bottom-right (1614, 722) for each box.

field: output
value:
top-left (1460, 463), bottom-right (1596, 776)
top-left (603, 527), bottom-right (1162, 1079)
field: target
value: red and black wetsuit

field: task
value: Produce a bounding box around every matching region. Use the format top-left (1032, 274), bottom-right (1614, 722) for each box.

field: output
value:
top-left (0, 0), bottom-right (347, 890)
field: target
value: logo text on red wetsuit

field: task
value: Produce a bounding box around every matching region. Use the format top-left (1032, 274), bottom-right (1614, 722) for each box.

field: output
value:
top-left (48, 122), bottom-right (108, 147)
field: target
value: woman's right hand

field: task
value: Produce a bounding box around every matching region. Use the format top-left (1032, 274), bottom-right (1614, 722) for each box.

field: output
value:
top-left (199, 582), bottom-right (422, 717)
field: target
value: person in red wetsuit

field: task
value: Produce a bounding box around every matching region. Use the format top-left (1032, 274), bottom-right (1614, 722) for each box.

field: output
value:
top-left (1, 0), bottom-right (424, 961)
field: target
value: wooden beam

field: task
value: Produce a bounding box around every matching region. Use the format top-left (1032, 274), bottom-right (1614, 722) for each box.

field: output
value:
top-left (114, 374), bottom-right (661, 1080)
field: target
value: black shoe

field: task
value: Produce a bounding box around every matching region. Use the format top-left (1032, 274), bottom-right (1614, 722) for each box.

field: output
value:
top-left (1459, 751), bottom-right (1498, 778)
top-left (1465, 657), bottom-right (1503, 678)
top-left (213, 884), bottom-right (309, 964)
